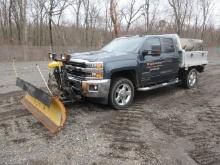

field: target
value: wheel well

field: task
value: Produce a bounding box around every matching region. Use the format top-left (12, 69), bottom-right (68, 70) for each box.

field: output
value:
top-left (111, 70), bottom-right (137, 87)
top-left (193, 65), bottom-right (205, 73)
top-left (178, 65), bottom-right (204, 79)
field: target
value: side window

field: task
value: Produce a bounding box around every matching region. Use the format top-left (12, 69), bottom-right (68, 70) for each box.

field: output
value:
top-left (161, 38), bottom-right (175, 53)
top-left (143, 38), bottom-right (161, 51)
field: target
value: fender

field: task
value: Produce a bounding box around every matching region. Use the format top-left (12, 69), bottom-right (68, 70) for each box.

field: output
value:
top-left (104, 59), bottom-right (138, 79)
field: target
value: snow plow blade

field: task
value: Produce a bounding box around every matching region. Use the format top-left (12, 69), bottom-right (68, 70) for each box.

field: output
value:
top-left (16, 77), bottom-right (66, 133)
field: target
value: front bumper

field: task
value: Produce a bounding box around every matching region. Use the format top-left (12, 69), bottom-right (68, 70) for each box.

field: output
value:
top-left (67, 75), bottom-right (111, 100)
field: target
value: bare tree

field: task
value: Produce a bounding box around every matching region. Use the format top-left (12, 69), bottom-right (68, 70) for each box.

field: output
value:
top-left (199, 0), bottom-right (213, 39)
top-left (110, 0), bottom-right (120, 37)
top-left (143, 0), bottom-right (159, 34)
top-left (30, 0), bottom-right (47, 45)
top-left (9, 0), bottom-right (13, 42)
top-left (11, 0), bottom-right (27, 44)
top-left (48, 0), bottom-right (54, 49)
top-left (82, 0), bottom-right (90, 47)
top-left (0, 0), bottom-right (9, 41)
top-left (42, 0), bottom-right (69, 50)
top-left (168, 0), bottom-right (189, 35)
top-left (0, 0), bottom-right (219, 47)
top-left (104, 1), bottom-right (109, 37)
top-left (71, 0), bottom-right (83, 29)
top-left (121, 0), bottom-right (144, 33)
top-left (89, 2), bottom-right (101, 47)
top-left (144, 0), bottom-right (150, 31)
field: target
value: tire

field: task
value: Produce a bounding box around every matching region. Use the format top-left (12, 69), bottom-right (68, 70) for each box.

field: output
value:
top-left (109, 78), bottom-right (134, 109)
top-left (182, 68), bottom-right (198, 89)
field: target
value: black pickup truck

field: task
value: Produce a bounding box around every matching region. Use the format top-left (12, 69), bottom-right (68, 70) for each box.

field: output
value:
top-left (49, 34), bottom-right (208, 109)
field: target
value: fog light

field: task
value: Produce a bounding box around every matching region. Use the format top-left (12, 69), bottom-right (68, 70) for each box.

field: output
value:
top-left (95, 72), bottom-right (103, 78)
top-left (89, 85), bottom-right (98, 91)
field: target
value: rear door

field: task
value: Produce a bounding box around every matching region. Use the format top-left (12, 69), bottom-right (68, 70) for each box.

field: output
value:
top-left (160, 37), bottom-right (180, 81)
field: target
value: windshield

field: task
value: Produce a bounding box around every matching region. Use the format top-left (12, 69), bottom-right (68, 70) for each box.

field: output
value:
top-left (102, 37), bottom-right (144, 53)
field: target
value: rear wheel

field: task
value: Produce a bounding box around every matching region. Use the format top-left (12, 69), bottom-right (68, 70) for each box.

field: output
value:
top-left (109, 78), bottom-right (134, 109)
top-left (182, 68), bottom-right (198, 88)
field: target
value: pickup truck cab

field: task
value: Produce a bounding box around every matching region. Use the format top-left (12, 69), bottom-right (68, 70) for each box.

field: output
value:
top-left (50, 34), bottom-right (208, 109)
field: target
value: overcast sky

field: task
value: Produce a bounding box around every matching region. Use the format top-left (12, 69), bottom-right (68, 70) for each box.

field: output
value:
top-left (213, 0), bottom-right (220, 27)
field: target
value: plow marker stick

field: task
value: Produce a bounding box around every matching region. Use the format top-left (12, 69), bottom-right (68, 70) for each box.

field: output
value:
top-left (36, 64), bottom-right (53, 96)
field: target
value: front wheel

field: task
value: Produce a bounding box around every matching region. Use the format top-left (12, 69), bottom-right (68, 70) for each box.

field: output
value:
top-left (182, 68), bottom-right (198, 89)
top-left (109, 78), bottom-right (134, 109)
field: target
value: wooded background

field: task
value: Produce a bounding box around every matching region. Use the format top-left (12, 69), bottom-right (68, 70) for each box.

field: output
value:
top-left (0, 0), bottom-right (219, 53)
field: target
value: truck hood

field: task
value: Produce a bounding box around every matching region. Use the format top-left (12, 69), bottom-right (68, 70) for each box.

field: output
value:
top-left (69, 50), bottom-right (137, 62)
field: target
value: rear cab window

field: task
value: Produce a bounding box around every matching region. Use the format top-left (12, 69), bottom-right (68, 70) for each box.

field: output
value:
top-left (161, 38), bottom-right (175, 53)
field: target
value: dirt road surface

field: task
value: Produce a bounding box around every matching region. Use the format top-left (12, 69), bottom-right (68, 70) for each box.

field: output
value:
top-left (0, 51), bottom-right (220, 164)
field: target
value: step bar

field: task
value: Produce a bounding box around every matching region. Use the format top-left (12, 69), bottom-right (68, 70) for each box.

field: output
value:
top-left (137, 79), bottom-right (179, 91)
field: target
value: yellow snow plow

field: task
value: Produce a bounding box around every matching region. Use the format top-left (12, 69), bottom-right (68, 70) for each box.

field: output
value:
top-left (16, 77), bottom-right (67, 133)
top-left (13, 59), bottom-right (67, 133)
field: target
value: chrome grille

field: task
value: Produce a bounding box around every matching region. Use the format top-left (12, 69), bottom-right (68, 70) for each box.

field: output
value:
top-left (65, 63), bottom-right (86, 79)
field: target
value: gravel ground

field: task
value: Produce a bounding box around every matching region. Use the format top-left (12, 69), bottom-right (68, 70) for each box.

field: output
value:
top-left (0, 55), bottom-right (220, 164)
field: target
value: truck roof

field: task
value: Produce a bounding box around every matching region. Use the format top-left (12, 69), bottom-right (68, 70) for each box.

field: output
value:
top-left (118, 34), bottom-right (204, 51)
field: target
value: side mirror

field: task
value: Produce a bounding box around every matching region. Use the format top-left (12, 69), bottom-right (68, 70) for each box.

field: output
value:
top-left (142, 46), bottom-right (161, 56)
top-left (151, 45), bottom-right (161, 56)
top-left (151, 50), bottom-right (161, 56)
top-left (142, 50), bottom-right (149, 56)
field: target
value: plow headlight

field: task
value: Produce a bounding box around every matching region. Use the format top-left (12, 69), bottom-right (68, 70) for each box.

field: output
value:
top-left (48, 53), bottom-right (56, 60)
top-left (61, 54), bottom-right (71, 61)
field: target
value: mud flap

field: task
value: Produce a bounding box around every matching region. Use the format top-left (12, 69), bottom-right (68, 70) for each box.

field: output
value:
top-left (16, 77), bottom-right (66, 133)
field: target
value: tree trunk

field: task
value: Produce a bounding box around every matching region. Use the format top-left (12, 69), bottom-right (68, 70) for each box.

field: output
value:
top-left (76, 1), bottom-right (82, 29)
top-left (49, 0), bottom-right (53, 51)
top-left (110, 0), bottom-right (120, 37)
top-left (9, 0), bottom-right (13, 43)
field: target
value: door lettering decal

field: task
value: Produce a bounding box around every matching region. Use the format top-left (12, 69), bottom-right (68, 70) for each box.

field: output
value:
top-left (146, 61), bottom-right (163, 71)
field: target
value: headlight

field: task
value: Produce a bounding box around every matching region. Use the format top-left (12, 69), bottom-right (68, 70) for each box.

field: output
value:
top-left (85, 62), bottom-right (104, 79)
top-left (95, 63), bottom-right (103, 69)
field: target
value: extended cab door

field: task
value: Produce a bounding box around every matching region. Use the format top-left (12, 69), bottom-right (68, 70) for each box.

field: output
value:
top-left (160, 37), bottom-right (180, 81)
top-left (139, 37), bottom-right (164, 86)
